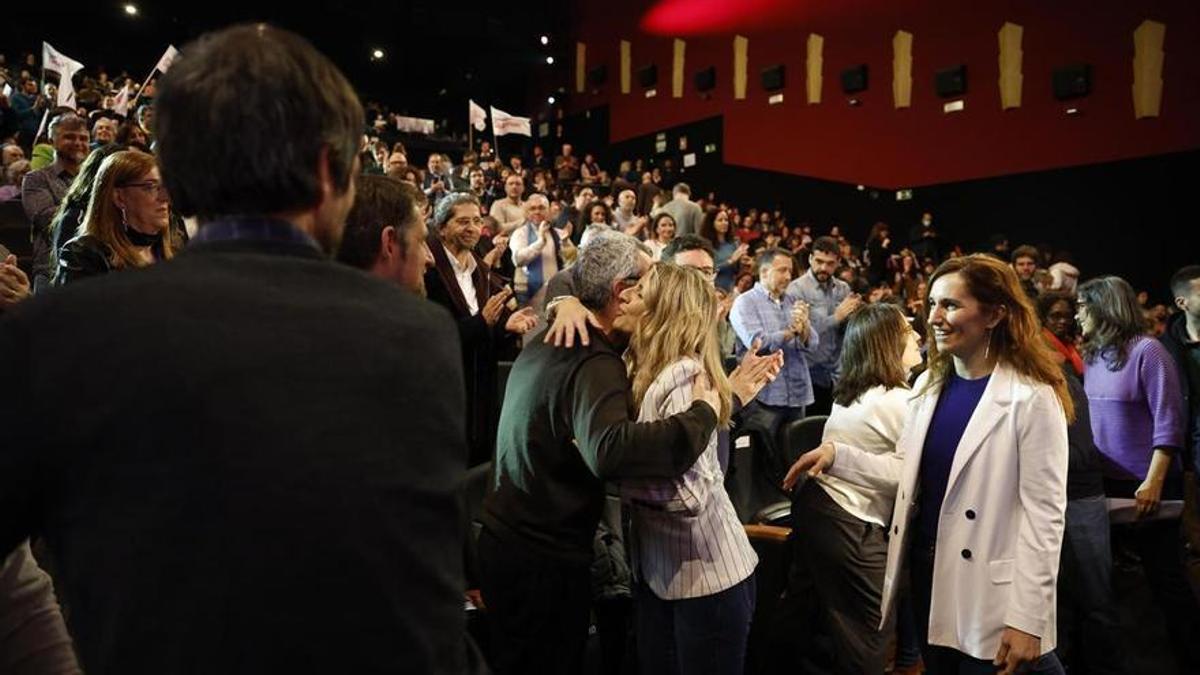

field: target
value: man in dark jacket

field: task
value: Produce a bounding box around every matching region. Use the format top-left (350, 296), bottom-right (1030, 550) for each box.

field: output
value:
top-left (0, 24), bottom-right (482, 675)
top-left (1163, 265), bottom-right (1200, 601)
top-left (425, 191), bottom-right (537, 465)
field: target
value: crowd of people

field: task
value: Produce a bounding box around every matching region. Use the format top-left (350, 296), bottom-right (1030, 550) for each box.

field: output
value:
top-left (1, 23), bottom-right (1199, 675)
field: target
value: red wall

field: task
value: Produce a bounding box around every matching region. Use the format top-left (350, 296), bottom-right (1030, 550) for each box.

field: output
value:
top-left (568, 0), bottom-right (1200, 188)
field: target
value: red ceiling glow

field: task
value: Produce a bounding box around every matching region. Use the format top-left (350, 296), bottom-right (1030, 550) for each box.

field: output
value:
top-left (640, 0), bottom-right (804, 35)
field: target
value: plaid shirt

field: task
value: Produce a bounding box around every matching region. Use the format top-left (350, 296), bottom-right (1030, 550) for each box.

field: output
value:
top-left (729, 283), bottom-right (820, 408)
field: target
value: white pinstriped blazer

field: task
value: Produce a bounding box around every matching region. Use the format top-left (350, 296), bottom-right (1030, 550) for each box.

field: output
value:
top-left (621, 357), bottom-right (758, 600)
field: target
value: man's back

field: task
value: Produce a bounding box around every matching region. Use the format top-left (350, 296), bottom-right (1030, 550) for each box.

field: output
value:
top-left (483, 332), bottom-right (618, 562)
top-left (0, 238), bottom-right (473, 674)
top-left (662, 197), bottom-right (702, 236)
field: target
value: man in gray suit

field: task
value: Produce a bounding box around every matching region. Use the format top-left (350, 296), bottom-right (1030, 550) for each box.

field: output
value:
top-left (660, 182), bottom-right (704, 237)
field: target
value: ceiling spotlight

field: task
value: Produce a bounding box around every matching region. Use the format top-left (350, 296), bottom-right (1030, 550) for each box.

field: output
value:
top-left (124, 3), bottom-right (138, 15)
top-left (548, 96), bottom-right (556, 105)
top-left (540, 36), bottom-right (549, 45)
top-left (545, 56), bottom-right (555, 65)
top-left (371, 49), bottom-right (384, 60)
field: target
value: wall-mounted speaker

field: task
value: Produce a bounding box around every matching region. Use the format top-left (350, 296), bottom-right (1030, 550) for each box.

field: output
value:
top-left (587, 65), bottom-right (607, 87)
top-left (637, 64), bottom-right (658, 88)
top-left (841, 64), bottom-right (868, 94)
top-left (1052, 64), bottom-right (1092, 100)
top-left (935, 65), bottom-right (967, 98)
top-left (761, 64), bottom-right (785, 92)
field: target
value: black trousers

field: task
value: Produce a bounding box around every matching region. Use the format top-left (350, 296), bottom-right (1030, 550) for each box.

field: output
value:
top-left (808, 383), bottom-right (834, 417)
top-left (790, 480), bottom-right (888, 675)
top-left (478, 528), bottom-right (592, 675)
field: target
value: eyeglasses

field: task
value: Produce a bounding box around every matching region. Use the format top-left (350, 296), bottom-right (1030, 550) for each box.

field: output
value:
top-left (119, 181), bottom-right (169, 198)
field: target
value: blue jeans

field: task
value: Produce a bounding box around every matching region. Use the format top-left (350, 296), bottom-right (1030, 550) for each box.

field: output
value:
top-left (1056, 495), bottom-right (1126, 674)
top-left (634, 575), bottom-right (756, 675)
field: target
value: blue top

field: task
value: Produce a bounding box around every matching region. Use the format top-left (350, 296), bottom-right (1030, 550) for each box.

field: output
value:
top-left (728, 283), bottom-right (820, 408)
top-left (916, 371), bottom-right (990, 543)
top-left (713, 239), bottom-right (739, 291)
top-left (787, 270), bottom-right (852, 388)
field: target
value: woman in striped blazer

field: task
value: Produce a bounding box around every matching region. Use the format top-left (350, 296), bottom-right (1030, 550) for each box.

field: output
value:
top-left (619, 263), bottom-right (759, 675)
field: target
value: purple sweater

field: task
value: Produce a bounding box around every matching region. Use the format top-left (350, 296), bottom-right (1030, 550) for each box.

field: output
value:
top-left (1083, 336), bottom-right (1185, 480)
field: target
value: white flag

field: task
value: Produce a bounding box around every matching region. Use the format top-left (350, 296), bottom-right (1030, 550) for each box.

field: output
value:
top-left (155, 45), bottom-right (180, 74)
top-left (490, 106), bottom-right (531, 137)
top-left (42, 41), bottom-right (85, 108)
top-left (469, 99), bottom-right (487, 132)
top-left (112, 81), bottom-right (135, 117)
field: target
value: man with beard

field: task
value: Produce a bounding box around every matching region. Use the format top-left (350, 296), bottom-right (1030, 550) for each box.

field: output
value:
top-left (21, 112), bottom-right (89, 291)
top-left (425, 192), bottom-right (538, 466)
top-left (786, 236), bottom-right (861, 415)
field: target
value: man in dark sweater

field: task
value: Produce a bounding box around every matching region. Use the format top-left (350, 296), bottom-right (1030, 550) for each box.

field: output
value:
top-left (0, 25), bottom-right (481, 674)
top-left (1162, 265), bottom-right (1200, 600)
top-left (479, 232), bottom-right (721, 674)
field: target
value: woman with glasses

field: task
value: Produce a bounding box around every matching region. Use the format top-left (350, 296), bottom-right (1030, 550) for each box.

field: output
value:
top-left (1038, 292), bottom-right (1084, 377)
top-left (54, 150), bottom-right (175, 285)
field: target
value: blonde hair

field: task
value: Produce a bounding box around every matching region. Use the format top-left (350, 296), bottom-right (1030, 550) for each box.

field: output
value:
top-left (626, 263), bottom-right (733, 425)
top-left (80, 150), bottom-right (174, 270)
top-left (924, 254), bottom-right (1075, 422)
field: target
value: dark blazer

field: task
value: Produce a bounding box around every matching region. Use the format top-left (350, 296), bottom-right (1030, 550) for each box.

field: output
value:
top-left (0, 235), bottom-right (482, 674)
top-left (425, 235), bottom-right (509, 466)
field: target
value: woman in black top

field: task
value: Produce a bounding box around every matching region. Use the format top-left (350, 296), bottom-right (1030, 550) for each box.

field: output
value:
top-left (55, 150), bottom-right (175, 285)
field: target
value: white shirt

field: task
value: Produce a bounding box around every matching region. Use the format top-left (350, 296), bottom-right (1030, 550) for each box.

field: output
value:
top-left (509, 221), bottom-right (560, 294)
top-left (814, 385), bottom-right (909, 527)
top-left (444, 244), bottom-right (479, 316)
top-left (621, 357), bottom-right (758, 600)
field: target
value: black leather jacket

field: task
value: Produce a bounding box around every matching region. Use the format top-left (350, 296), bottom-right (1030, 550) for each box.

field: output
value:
top-left (53, 235), bottom-right (115, 286)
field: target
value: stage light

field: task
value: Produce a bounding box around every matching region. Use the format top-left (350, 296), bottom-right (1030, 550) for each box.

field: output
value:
top-left (548, 96), bottom-right (556, 104)
top-left (371, 49), bottom-right (385, 60)
top-left (540, 36), bottom-right (549, 45)
top-left (546, 56), bottom-right (555, 65)
top-left (124, 3), bottom-right (138, 16)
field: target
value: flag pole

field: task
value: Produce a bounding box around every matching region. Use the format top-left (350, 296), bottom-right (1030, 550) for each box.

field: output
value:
top-left (127, 65), bottom-right (158, 118)
top-left (492, 116), bottom-right (501, 170)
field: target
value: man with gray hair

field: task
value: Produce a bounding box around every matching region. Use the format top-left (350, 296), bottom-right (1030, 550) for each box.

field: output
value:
top-left (21, 112), bottom-right (89, 291)
top-left (424, 191), bottom-right (537, 465)
top-left (659, 181), bottom-right (704, 237)
top-left (509, 192), bottom-right (564, 304)
top-left (480, 232), bottom-right (721, 674)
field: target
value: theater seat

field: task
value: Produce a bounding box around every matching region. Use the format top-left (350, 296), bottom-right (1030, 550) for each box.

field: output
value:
top-left (0, 201), bottom-right (32, 272)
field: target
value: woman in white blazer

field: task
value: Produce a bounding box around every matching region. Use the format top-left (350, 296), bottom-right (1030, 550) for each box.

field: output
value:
top-left (786, 254), bottom-right (1075, 675)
